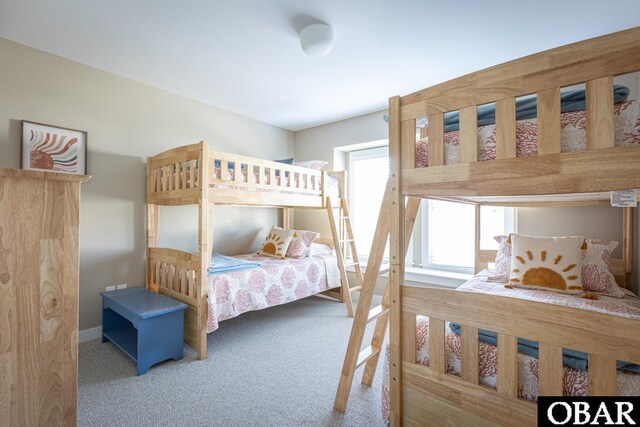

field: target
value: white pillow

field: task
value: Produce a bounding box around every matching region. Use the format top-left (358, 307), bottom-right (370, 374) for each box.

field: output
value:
top-left (307, 243), bottom-right (334, 257)
top-left (508, 234), bottom-right (584, 295)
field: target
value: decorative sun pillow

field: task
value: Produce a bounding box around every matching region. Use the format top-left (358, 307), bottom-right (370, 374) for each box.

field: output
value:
top-left (258, 227), bottom-right (294, 259)
top-left (286, 230), bottom-right (320, 258)
top-left (582, 239), bottom-right (626, 298)
top-left (508, 234), bottom-right (585, 294)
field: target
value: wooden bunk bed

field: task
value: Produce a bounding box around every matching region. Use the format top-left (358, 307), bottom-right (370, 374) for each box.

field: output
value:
top-left (337, 27), bottom-right (640, 425)
top-left (145, 141), bottom-right (361, 360)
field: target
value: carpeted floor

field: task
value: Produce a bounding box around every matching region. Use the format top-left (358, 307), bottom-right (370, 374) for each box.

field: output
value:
top-left (78, 296), bottom-right (386, 427)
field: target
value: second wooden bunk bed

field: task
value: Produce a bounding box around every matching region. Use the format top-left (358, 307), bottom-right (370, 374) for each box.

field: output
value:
top-left (379, 27), bottom-right (640, 425)
top-left (146, 141), bottom-right (360, 360)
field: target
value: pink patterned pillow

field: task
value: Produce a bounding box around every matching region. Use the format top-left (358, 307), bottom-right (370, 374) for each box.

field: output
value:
top-left (582, 239), bottom-right (625, 298)
top-left (293, 160), bottom-right (328, 170)
top-left (487, 235), bottom-right (511, 282)
top-left (488, 235), bottom-right (625, 297)
top-left (286, 230), bottom-right (320, 258)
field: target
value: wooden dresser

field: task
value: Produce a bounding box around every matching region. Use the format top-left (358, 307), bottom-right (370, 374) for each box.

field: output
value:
top-left (0, 168), bottom-right (89, 426)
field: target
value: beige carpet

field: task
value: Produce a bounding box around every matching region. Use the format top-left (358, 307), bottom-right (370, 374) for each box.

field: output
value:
top-left (78, 295), bottom-right (386, 427)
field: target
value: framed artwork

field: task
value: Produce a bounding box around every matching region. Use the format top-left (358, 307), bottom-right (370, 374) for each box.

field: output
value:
top-left (21, 120), bottom-right (88, 175)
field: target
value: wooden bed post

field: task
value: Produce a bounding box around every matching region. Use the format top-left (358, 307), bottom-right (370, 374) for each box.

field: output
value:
top-left (282, 207), bottom-right (291, 229)
top-left (197, 141), bottom-right (213, 360)
top-left (146, 157), bottom-right (159, 291)
top-left (388, 95), bottom-right (405, 426)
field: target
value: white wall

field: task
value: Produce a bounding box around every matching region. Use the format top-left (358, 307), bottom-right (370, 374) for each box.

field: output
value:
top-left (0, 38), bottom-right (294, 330)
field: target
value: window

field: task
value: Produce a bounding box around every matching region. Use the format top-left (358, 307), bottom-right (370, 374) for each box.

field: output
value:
top-left (347, 145), bottom-right (515, 275)
top-left (348, 146), bottom-right (389, 261)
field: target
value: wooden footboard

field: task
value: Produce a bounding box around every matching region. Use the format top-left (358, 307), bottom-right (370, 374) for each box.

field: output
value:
top-left (146, 247), bottom-right (203, 353)
top-left (398, 286), bottom-right (640, 426)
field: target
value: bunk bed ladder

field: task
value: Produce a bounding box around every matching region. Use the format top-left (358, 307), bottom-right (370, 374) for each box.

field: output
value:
top-left (326, 197), bottom-right (363, 317)
top-left (333, 182), bottom-right (420, 413)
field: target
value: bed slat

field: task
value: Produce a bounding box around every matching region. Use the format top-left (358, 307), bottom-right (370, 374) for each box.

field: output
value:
top-left (461, 325), bottom-right (479, 385)
top-left (497, 333), bottom-right (518, 398)
top-left (586, 76), bottom-right (614, 150)
top-left (429, 318), bottom-right (445, 373)
top-left (537, 88), bottom-right (561, 155)
top-left (589, 354), bottom-right (617, 395)
top-left (459, 106), bottom-right (478, 164)
top-left (402, 312), bottom-right (417, 363)
top-left (427, 113), bottom-right (444, 167)
top-left (539, 343), bottom-right (563, 396)
top-left (496, 97), bottom-right (516, 159)
top-left (401, 119), bottom-right (416, 170)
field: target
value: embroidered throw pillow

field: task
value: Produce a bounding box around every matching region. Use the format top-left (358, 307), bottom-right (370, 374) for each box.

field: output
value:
top-left (258, 227), bottom-right (294, 259)
top-left (582, 239), bottom-right (626, 298)
top-left (286, 230), bottom-right (320, 258)
top-left (508, 234), bottom-right (584, 294)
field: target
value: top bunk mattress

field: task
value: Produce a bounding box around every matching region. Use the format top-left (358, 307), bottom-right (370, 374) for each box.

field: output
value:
top-left (416, 100), bottom-right (640, 167)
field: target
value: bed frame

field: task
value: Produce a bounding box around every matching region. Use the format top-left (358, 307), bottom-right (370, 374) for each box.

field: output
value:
top-left (386, 27), bottom-right (640, 426)
top-left (146, 141), bottom-right (350, 360)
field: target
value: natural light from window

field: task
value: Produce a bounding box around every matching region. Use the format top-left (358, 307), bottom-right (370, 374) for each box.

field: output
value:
top-left (349, 147), bottom-right (389, 260)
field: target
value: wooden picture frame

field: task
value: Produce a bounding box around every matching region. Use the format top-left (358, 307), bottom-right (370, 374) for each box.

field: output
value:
top-left (20, 120), bottom-right (88, 175)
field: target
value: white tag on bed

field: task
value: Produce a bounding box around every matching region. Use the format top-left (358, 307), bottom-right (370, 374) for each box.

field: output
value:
top-left (610, 190), bottom-right (638, 207)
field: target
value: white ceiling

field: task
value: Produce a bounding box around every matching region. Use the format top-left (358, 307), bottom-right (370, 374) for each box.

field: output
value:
top-left (1, 1), bottom-right (639, 131)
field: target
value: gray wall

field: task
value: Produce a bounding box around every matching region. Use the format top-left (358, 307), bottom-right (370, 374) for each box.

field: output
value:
top-left (0, 38), bottom-right (294, 330)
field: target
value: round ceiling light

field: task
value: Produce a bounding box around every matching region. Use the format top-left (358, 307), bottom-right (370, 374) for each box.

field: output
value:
top-left (299, 23), bottom-right (335, 57)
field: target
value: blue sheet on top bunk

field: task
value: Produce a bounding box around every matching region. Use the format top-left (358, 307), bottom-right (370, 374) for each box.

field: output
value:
top-left (207, 252), bottom-right (261, 276)
top-left (441, 85), bottom-right (630, 132)
top-left (448, 322), bottom-right (640, 373)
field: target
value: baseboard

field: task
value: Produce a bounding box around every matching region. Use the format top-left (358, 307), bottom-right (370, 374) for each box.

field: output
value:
top-left (79, 326), bottom-right (102, 343)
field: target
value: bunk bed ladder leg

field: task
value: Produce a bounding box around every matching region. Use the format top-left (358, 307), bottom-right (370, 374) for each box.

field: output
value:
top-left (361, 196), bottom-right (420, 386)
top-left (327, 197), bottom-right (356, 317)
top-left (333, 180), bottom-right (420, 412)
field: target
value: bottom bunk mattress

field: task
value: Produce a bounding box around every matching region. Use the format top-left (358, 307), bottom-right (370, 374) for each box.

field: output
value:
top-left (206, 253), bottom-right (340, 333)
top-left (381, 272), bottom-right (640, 421)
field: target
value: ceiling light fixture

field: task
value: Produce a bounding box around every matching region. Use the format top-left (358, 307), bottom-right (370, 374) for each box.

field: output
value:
top-left (299, 23), bottom-right (335, 57)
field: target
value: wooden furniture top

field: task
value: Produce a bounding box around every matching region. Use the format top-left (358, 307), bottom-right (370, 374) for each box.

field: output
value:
top-left (0, 167), bottom-right (91, 182)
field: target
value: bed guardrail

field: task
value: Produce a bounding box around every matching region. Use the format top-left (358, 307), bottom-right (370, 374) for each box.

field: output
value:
top-left (394, 26), bottom-right (640, 199)
top-left (400, 286), bottom-right (640, 425)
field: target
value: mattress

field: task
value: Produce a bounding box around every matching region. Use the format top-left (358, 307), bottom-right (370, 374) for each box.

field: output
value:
top-left (206, 253), bottom-right (340, 333)
top-left (210, 167), bottom-right (341, 198)
top-left (416, 100), bottom-right (640, 167)
top-left (381, 271), bottom-right (640, 421)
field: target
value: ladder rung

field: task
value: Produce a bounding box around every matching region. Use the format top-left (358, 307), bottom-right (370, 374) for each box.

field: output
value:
top-left (349, 285), bottom-right (362, 292)
top-left (337, 216), bottom-right (350, 219)
top-left (356, 345), bottom-right (380, 368)
top-left (343, 261), bottom-right (359, 268)
top-left (367, 305), bottom-right (389, 323)
top-left (339, 239), bottom-right (354, 243)
top-left (378, 263), bottom-right (391, 275)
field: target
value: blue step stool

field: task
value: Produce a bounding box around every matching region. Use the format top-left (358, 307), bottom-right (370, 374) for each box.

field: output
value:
top-left (101, 287), bottom-right (188, 375)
